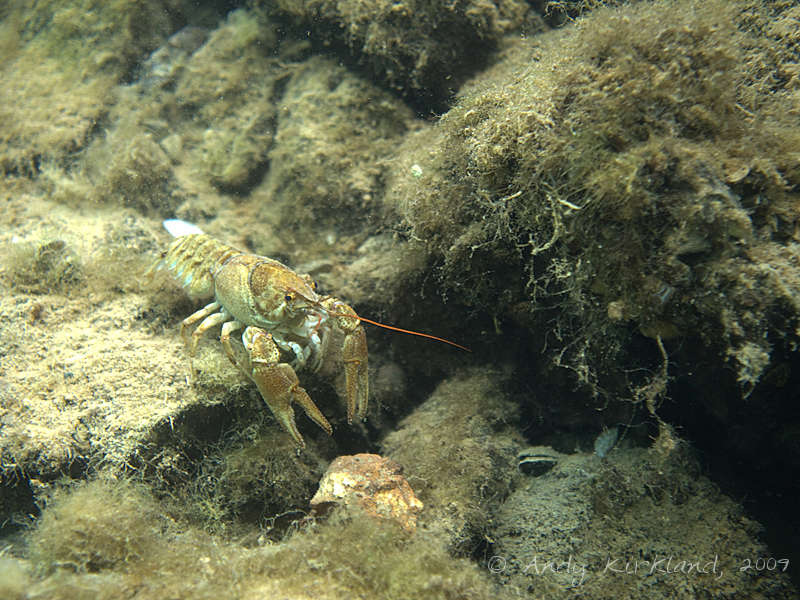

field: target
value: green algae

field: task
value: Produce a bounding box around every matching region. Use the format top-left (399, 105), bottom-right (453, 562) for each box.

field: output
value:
top-left (0, 0), bottom-right (176, 175)
top-left (389, 0), bottom-right (800, 395)
top-left (19, 477), bottom-right (499, 600)
top-left (264, 0), bottom-right (541, 111)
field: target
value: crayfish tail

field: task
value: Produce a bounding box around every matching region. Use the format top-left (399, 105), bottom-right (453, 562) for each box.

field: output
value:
top-left (157, 234), bottom-right (241, 299)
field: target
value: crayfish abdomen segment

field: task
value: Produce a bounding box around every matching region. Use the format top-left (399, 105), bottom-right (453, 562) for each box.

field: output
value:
top-left (155, 234), bottom-right (241, 299)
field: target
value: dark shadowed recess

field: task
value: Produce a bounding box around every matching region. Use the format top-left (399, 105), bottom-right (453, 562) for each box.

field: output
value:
top-left (662, 334), bottom-right (800, 588)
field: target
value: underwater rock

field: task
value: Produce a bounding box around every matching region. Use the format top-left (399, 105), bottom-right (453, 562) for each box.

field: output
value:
top-left (0, 0), bottom-right (175, 175)
top-left (388, 0), bottom-right (800, 385)
top-left (262, 55), bottom-right (415, 234)
top-left (491, 445), bottom-right (798, 598)
top-left (139, 26), bottom-right (209, 90)
top-left (383, 1), bottom-right (800, 535)
top-left (264, 0), bottom-right (541, 110)
top-left (2, 238), bottom-right (82, 294)
top-left (311, 453), bottom-right (423, 533)
top-left (16, 477), bottom-right (498, 599)
top-left (336, 234), bottom-right (429, 307)
top-left (1, 1), bottom-right (799, 597)
top-left (27, 477), bottom-right (165, 573)
top-left (97, 133), bottom-right (179, 216)
top-left (174, 9), bottom-right (280, 193)
top-left (382, 369), bottom-right (521, 552)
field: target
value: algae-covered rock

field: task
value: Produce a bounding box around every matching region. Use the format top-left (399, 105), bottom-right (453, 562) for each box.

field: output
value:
top-left (0, 290), bottom-right (195, 476)
top-left (181, 421), bottom-right (329, 532)
top-left (0, 557), bottom-right (31, 600)
top-left (265, 0), bottom-right (541, 109)
top-left (389, 0), bottom-right (800, 396)
top-left (21, 478), bottom-right (501, 599)
top-left (1, 239), bottom-right (82, 294)
top-left (0, 214), bottom-right (197, 480)
top-left (1, 1), bottom-right (799, 597)
top-left (490, 444), bottom-right (797, 598)
top-left (382, 368), bottom-right (521, 553)
top-left (96, 132), bottom-right (179, 215)
top-left (261, 55), bottom-right (417, 235)
top-left (36, 8), bottom-right (292, 209)
top-left (0, 0), bottom-right (179, 175)
top-left (28, 477), bottom-right (165, 573)
top-left (174, 9), bottom-right (281, 193)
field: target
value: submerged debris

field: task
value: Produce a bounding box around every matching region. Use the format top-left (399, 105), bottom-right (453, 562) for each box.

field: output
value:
top-left (517, 446), bottom-right (561, 476)
top-left (311, 454), bottom-right (423, 533)
top-left (2, 238), bottom-right (82, 293)
top-left (593, 427), bottom-right (619, 459)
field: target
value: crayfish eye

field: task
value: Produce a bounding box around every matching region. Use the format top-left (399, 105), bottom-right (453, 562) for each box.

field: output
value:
top-left (284, 293), bottom-right (293, 303)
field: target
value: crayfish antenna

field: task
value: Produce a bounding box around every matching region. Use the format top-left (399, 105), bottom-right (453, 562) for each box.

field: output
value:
top-left (327, 311), bottom-right (471, 352)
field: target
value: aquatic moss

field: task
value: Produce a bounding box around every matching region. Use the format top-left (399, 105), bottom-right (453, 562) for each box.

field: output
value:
top-left (541, 0), bottom-right (621, 24)
top-left (256, 507), bottom-right (502, 599)
top-left (0, 557), bottom-right (31, 600)
top-left (390, 0), bottom-right (800, 394)
top-left (0, 0), bottom-right (177, 175)
top-left (28, 477), bottom-right (165, 573)
top-left (22, 477), bottom-right (501, 599)
top-left (265, 0), bottom-right (540, 111)
top-left (174, 418), bottom-right (329, 533)
top-left (213, 433), bottom-right (325, 520)
top-left (382, 369), bottom-right (521, 554)
top-left (85, 214), bottom-right (162, 295)
top-left (2, 238), bottom-right (82, 294)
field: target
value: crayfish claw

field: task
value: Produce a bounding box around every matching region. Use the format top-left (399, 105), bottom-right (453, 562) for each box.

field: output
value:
top-left (243, 327), bottom-right (332, 447)
top-left (343, 328), bottom-right (369, 423)
top-left (321, 298), bottom-right (369, 423)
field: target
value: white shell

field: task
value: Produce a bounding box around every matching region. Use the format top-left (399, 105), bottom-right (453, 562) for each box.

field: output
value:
top-left (163, 218), bottom-right (204, 237)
